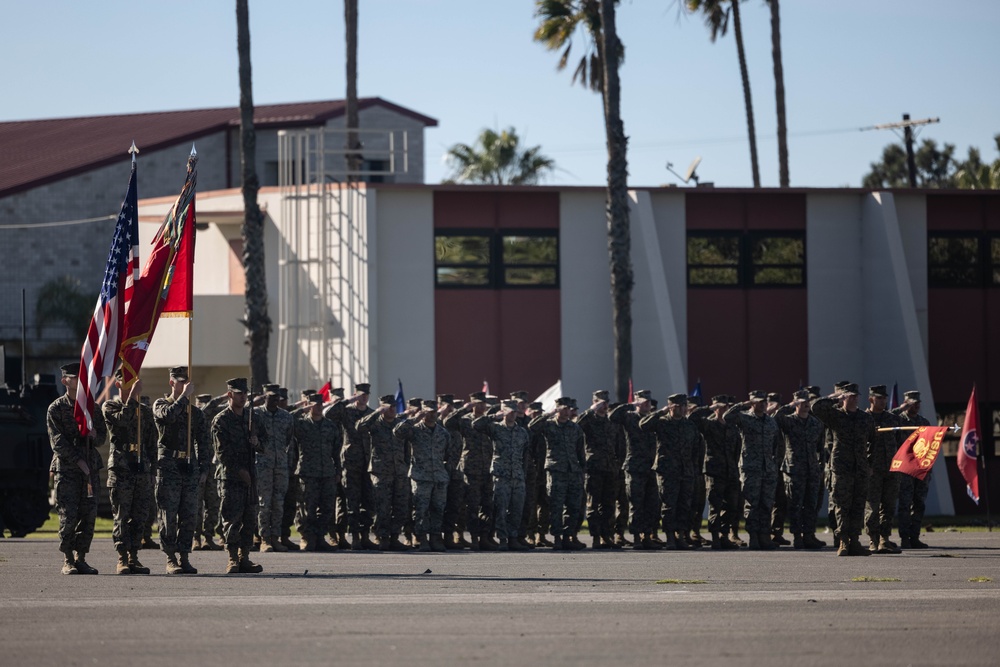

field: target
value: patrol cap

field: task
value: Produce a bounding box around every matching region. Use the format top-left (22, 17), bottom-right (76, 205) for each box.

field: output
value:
top-left (301, 389), bottom-right (316, 398)
top-left (451, 399), bottom-right (465, 408)
top-left (278, 388), bottom-right (288, 401)
top-left (767, 392), bottom-right (782, 403)
top-left (650, 398), bottom-right (659, 409)
top-left (528, 401), bottom-right (543, 411)
top-left (840, 383), bottom-right (859, 396)
top-left (169, 366), bottom-right (189, 381)
top-left (421, 399), bottom-right (437, 411)
top-left (634, 389), bottom-right (652, 401)
top-left (355, 383), bottom-right (371, 394)
top-left (436, 393), bottom-right (454, 404)
top-left (486, 395), bottom-right (500, 406)
top-left (569, 398), bottom-right (579, 409)
top-left (330, 387), bottom-right (345, 399)
top-left (748, 390), bottom-right (767, 402)
top-left (869, 385), bottom-right (888, 398)
top-left (667, 393), bottom-right (688, 406)
top-left (263, 383), bottom-right (281, 396)
top-left (501, 400), bottom-right (518, 412)
top-left (60, 363), bottom-right (78, 378)
top-left (226, 377), bottom-right (248, 394)
top-left (510, 390), bottom-right (528, 401)
top-left (195, 393), bottom-right (212, 402)
top-left (408, 398), bottom-right (423, 409)
top-left (469, 391), bottom-right (486, 403)
top-left (379, 394), bottom-right (396, 406)
top-left (555, 397), bottom-right (574, 408)
top-left (710, 395), bottom-right (728, 408)
top-left (792, 390), bottom-right (810, 403)
top-left (833, 381), bottom-right (851, 394)
top-left (309, 394), bottom-right (324, 405)
top-left (806, 385), bottom-right (821, 399)
top-left (904, 390), bottom-right (921, 402)
top-left (593, 390), bottom-right (610, 402)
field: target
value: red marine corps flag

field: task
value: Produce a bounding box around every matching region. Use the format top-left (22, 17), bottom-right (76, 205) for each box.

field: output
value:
top-left (890, 426), bottom-right (949, 481)
top-left (957, 386), bottom-right (981, 504)
top-left (118, 149), bottom-right (198, 392)
top-left (73, 147), bottom-right (139, 436)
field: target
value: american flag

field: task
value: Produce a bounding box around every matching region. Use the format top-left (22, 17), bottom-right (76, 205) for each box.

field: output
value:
top-left (74, 164), bottom-right (139, 437)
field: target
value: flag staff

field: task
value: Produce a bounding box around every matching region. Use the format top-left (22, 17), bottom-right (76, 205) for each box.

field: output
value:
top-left (128, 141), bottom-right (143, 468)
top-left (186, 144), bottom-right (197, 462)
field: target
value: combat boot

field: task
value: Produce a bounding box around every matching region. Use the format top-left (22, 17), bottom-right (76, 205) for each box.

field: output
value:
top-left (848, 537), bottom-right (871, 557)
top-left (748, 533), bottom-right (761, 551)
top-left (389, 534), bottom-right (408, 551)
top-left (614, 533), bottom-right (629, 548)
top-left (74, 552), bottom-right (98, 575)
top-left (498, 538), bottom-right (510, 552)
top-left (166, 553), bottom-right (184, 575)
top-left (430, 534), bottom-right (446, 552)
top-left (251, 535), bottom-right (262, 552)
top-left (673, 532), bottom-right (691, 550)
top-left (361, 532), bottom-right (378, 550)
top-left (793, 534), bottom-right (805, 550)
top-left (226, 547), bottom-right (241, 574)
top-left (878, 536), bottom-right (902, 554)
top-left (836, 537), bottom-right (849, 557)
top-left (316, 537), bottom-right (336, 552)
top-left (517, 536), bottom-right (534, 550)
top-left (568, 534), bottom-right (586, 551)
top-left (61, 551), bottom-right (79, 575)
top-left (115, 546), bottom-right (131, 575)
top-left (536, 533), bottom-right (554, 548)
top-left (203, 535), bottom-right (223, 551)
top-left (719, 534), bottom-right (739, 551)
top-left (632, 533), bottom-right (648, 550)
top-left (759, 533), bottom-right (778, 551)
top-left (729, 532), bottom-right (745, 547)
top-left (458, 532), bottom-right (474, 548)
top-left (710, 531), bottom-right (721, 550)
top-left (444, 532), bottom-right (460, 550)
top-left (401, 531), bottom-right (414, 549)
top-left (771, 532), bottom-right (791, 546)
top-left (592, 535), bottom-right (607, 550)
top-left (479, 535), bottom-right (499, 552)
top-left (238, 548), bottom-right (263, 573)
top-left (899, 536), bottom-right (913, 550)
top-left (299, 536), bottom-right (314, 552)
top-left (260, 537), bottom-right (275, 553)
top-left (280, 536), bottom-right (300, 551)
top-left (649, 532), bottom-right (666, 546)
top-left (665, 532), bottom-right (679, 550)
top-left (128, 550), bottom-right (150, 574)
top-left (179, 552), bottom-right (198, 574)
top-left (803, 533), bottom-right (827, 550)
top-left (910, 536), bottom-right (929, 549)
top-left (416, 534), bottom-right (431, 552)
top-left (270, 536), bottom-right (288, 552)
top-left (192, 536), bottom-right (203, 551)
top-left (337, 530), bottom-right (350, 550)
top-left (351, 532), bottom-right (366, 551)
top-left (510, 537), bottom-right (529, 552)
top-left (686, 532), bottom-right (703, 549)
top-left (557, 535), bottom-right (571, 551)
top-left (608, 534), bottom-right (623, 550)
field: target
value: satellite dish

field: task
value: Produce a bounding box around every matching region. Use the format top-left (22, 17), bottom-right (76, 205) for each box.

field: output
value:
top-left (684, 156), bottom-right (702, 184)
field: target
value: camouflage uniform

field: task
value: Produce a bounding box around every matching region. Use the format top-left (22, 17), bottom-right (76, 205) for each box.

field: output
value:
top-left (577, 407), bottom-right (619, 545)
top-left (773, 406), bottom-right (824, 540)
top-left (326, 402), bottom-right (375, 537)
top-left (254, 404), bottom-right (294, 542)
top-left (893, 408), bottom-right (931, 545)
top-left (443, 410), bottom-right (467, 540)
top-left (293, 412), bottom-right (340, 545)
top-left (689, 406), bottom-right (741, 540)
top-left (724, 403), bottom-right (780, 539)
top-left (529, 415), bottom-right (585, 539)
top-left (865, 408), bottom-right (903, 544)
top-left (639, 410), bottom-right (700, 540)
top-left (103, 396), bottom-right (156, 556)
top-left (610, 404), bottom-right (660, 539)
top-left (153, 395), bottom-right (212, 556)
top-left (474, 415), bottom-right (530, 541)
top-left (357, 410), bottom-right (409, 542)
top-left (213, 405), bottom-right (266, 550)
top-left (611, 421), bottom-right (630, 542)
top-left (394, 418), bottom-right (450, 537)
top-left (194, 396), bottom-right (226, 544)
top-left (47, 392), bottom-right (106, 559)
top-left (445, 406), bottom-right (494, 541)
top-left (811, 396), bottom-right (876, 547)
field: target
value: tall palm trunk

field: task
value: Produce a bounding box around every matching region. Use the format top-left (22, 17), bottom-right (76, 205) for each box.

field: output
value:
top-left (769, 0), bottom-right (789, 187)
top-left (344, 0), bottom-right (361, 179)
top-left (236, 0), bottom-right (271, 388)
top-left (599, 0), bottom-right (633, 403)
top-left (730, 0), bottom-right (760, 188)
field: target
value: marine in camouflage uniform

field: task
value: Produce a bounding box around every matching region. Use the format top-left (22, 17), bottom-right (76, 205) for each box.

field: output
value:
top-left (529, 397), bottom-right (586, 550)
top-left (773, 390), bottom-right (826, 549)
top-left (102, 371), bottom-right (157, 574)
top-left (474, 400), bottom-right (530, 551)
top-left (510, 392), bottom-right (537, 550)
top-left (152, 367), bottom-right (213, 574)
top-left (892, 391), bottom-right (932, 549)
top-left (213, 377), bottom-right (266, 574)
top-left (766, 393), bottom-right (790, 546)
top-left (688, 399), bottom-right (708, 547)
top-left (864, 385), bottom-right (904, 554)
top-left (444, 393), bottom-right (496, 551)
top-left (521, 402), bottom-right (552, 547)
top-left (193, 392), bottom-right (227, 550)
top-left (440, 396), bottom-right (468, 549)
top-left (325, 383), bottom-right (376, 550)
top-left (689, 396), bottom-right (741, 550)
top-left (254, 384), bottom-right (295, 552)
top-left (281, 388), bottom-right (318, 551)
top-left (640, 393), bottom-right (700, 550)
top-left (394, 400), bottom-right (451, 552)
top-left (293, 394), bottom-right (340, 552)
top-left (724, 391), bottom-right (780, 551)
top-left (811, 383), bottom-right (876, 556)
top-left (357, 395), bottom-right (410, 550)
top-left (610, 390), bottom-right (661, 549)
top-left (577, 390), bottom-right (620, 549)
top-left (47, 363), bottom-right (106, 575)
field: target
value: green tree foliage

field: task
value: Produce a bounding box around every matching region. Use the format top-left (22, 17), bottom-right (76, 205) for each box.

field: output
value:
top-left (35, 276), bottom-right (95, 341)
top-left (863, 134), bottom-right (1000, 189)
top-left (444, 127), bottom-right (555, 185)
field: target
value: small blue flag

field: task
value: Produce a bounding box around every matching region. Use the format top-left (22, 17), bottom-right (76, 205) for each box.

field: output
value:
top-left (690, 378), bottom-right (702, 406)
top-left (395, 379), bottom-right (406, 413)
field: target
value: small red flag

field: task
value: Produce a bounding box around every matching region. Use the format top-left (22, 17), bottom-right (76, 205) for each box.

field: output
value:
top-left (318, 380), bottom-right (332, 404)
top-left (482, 379), bottom-right (490, 395)
top-left (628, 378), bottom-right (634, 404)
top-left (890, 426), bottom-right (948, 480)
top-left (957, 386), bottom-right (981, 504)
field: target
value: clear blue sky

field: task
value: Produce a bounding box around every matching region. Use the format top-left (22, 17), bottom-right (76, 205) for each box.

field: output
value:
top-left (3, 1), bottom-right (998, 188)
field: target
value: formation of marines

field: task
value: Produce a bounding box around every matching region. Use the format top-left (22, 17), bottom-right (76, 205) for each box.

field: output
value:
top-left (48, 365), bottom-right (936, 574)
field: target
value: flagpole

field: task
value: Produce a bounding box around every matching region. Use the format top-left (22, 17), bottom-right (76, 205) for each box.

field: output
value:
top-left (185, 144), bottom-right (197, 462)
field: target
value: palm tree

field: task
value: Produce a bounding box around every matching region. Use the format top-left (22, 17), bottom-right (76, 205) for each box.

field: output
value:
top-left (236, 0), bottom-right (271, 389)
top-left (535, 0), bottom-right (633, 402)
top-left (687, 0), bottom-right (760, 187)
top-left (444, 127), bottom-right (555, 185)
top-left (344, 0), bottom-right (361, 178)
top-left (767, 0), bottom-right (789, 187)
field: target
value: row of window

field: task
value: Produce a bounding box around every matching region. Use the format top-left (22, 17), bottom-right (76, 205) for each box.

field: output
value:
top-left (928, 234), bottom-right (1000, 288)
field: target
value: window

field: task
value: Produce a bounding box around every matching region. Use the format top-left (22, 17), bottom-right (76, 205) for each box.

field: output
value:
top-left (687, 231), bottom-right (805, 287)
top-left (435, 230), bottom-right (559, 289)
top-left (928, 235), bottom-right (981, 287)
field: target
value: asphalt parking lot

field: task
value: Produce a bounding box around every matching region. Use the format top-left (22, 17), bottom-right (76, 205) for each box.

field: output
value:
top-left (2, 532), bottom-right (997, 666)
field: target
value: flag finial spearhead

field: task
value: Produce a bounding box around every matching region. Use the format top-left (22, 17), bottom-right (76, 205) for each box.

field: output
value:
top-left (190, 144), bottom-right (198, 158)
top-left (129, 141), bottom-right (139, 164)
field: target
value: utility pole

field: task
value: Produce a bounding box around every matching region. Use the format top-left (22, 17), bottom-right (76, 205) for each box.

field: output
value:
top-left (861, 114), bottom-right (940, 187)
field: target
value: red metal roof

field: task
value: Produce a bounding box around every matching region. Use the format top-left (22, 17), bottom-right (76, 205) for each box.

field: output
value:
top-left (0, 98), bottom-right (437, 198)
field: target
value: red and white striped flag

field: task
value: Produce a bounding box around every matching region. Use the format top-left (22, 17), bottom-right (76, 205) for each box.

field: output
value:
top-left (74, 163), bottom-right (138, 436)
